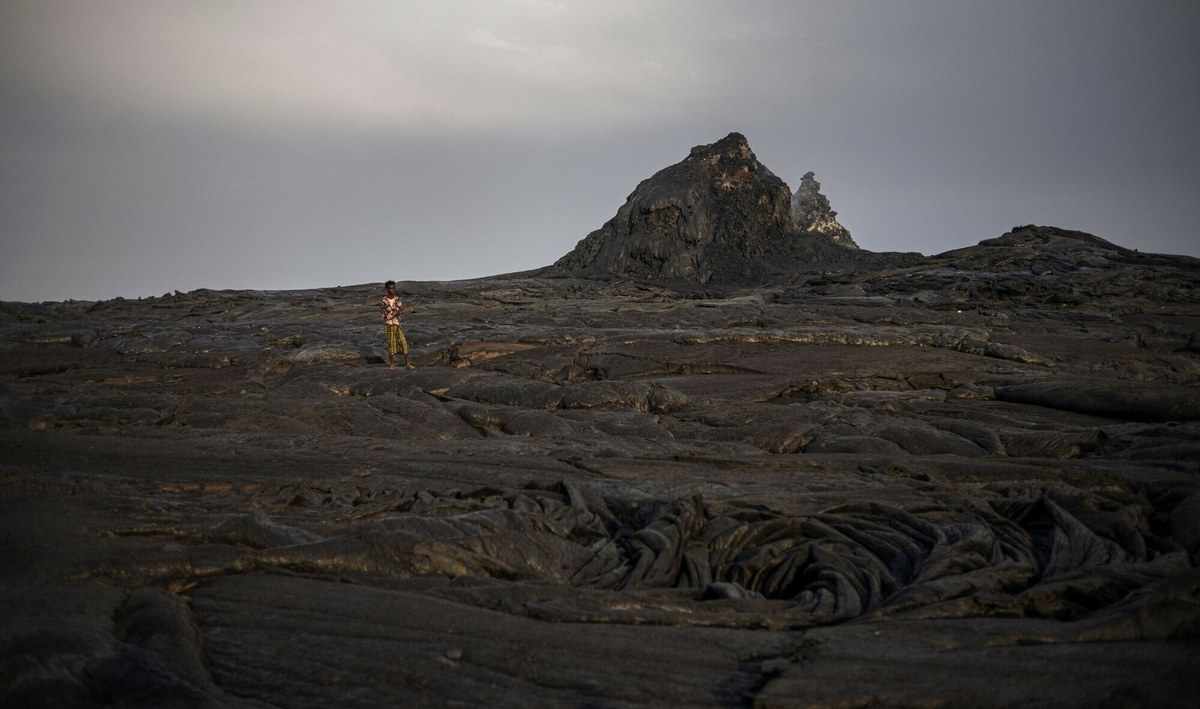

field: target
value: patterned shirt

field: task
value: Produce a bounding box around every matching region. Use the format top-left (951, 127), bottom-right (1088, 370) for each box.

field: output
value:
top-left (380, 295), bottom-right (403, 326)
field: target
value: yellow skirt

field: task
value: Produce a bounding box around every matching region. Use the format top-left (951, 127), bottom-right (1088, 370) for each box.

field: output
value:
top-left (384, 324), bottom-right (408, 355)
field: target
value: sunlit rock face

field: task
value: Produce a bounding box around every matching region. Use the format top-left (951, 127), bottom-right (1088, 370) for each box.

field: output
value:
top-left (555, 132), bottom-right (846, 284)
top-left (791, 170), bottom-right (858, 248)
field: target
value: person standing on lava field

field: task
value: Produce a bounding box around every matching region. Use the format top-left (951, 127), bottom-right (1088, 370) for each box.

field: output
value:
top-left (380, 280), bottom-right (414, 370)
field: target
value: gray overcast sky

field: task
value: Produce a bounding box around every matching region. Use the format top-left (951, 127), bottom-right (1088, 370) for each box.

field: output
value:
top-left (3, 0), bottom-right (1198, 302)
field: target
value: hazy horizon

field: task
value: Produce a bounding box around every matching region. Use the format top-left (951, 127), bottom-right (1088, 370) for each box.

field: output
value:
top-left (4, 1), bottom-right (1198, 303)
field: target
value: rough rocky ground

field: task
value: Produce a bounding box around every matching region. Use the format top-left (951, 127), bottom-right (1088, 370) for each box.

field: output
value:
top-left (2, 227), bottom-right (1200, 707)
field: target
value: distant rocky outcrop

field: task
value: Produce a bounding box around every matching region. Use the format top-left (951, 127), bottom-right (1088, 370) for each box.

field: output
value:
top-left (791, 171), bottom-right (857, 248)
top-left (554, 132), bottom-right (862, 285)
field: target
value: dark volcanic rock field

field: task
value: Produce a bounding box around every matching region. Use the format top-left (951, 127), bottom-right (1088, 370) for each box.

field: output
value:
top-left (3, 127), bottom-right (1200, 707)
top-left (3, 224), bottom-right (1199, 706)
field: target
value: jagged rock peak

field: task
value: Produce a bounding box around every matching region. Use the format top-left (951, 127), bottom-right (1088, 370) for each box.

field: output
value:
top-left (791, 171), bottom-right (857, 248)
top-left (553, 132), bottom-right (801, 284)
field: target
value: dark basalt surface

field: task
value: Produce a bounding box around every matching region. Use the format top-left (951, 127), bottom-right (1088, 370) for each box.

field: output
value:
top-left (3, 224), bottom-right (1199, 706)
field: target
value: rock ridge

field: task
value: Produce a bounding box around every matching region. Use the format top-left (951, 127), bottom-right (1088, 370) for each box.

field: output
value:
top-left (554, 132), bottom-right (860, 285)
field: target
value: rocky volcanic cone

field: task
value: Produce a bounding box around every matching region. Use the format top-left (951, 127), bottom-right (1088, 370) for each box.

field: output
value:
top-left (554, 132), bottom-right (871, 284)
